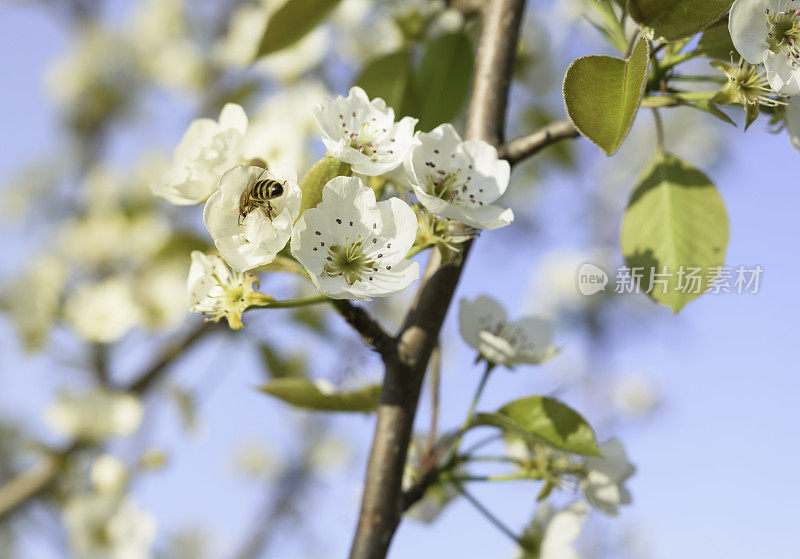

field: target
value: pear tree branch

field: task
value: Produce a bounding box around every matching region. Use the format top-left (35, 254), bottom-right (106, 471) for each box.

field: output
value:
top-left (348, 1), bottom-right (527, 557)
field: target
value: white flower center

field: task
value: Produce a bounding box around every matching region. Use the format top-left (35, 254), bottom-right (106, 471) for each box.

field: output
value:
top-left (324, 237), bottom-right (377, 285)
top-left (424, 158), bottom-right (485, 207)
top-left (336, 112), bottom-right (397, 161)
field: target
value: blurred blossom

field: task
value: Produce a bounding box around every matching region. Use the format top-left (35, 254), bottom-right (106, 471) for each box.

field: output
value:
top-left (45, 26), bottom-right (136, 131)
top-left (611, 372), bottom-right (661, 418)
top-left (256, 25), bottom-right (329, 83)
top-left (1, 159), bottom-right (58, 222)
top-left (1, 253), bottom-right (67, 351)
top-left (527, 248), bottom-right (615, 319)
top-left (214, 0), bottom-right (328, 82)
top-left (63, 493), bottom-right (156, 559)
top-left (45, 390), bottom-right (144, 442)
top-left (582, 439), bottom-right (635, 516)
top-left (63, 277), bottom-right (143, 343)
top-left (91, 455), bottom-right (129, 495)
top-left (130, 0), bottom-right (206, 92)
top-left (234, 442), bottom-right (280, 480)
top-left (785, 98), bottom-right (800, 151)
top-left (154, 103), bottom-right (249, 205)
top-left (60, 211), bottom-right (171, 270)
top-left (161, 529), bottom-right (214, 559)
top-left (243, 80), bottom-right (330, 172)
top-left (332, 0), bottom-right (403, 63)
top-left (459, 295), bottom-right (559, 369)
top-left (389, 0), bottom-right (461, 41)
top-left (515, 501), bottom-right (588, 559)
top-left (133, 259), bottom-right (189, 331)
top-left (307, 435), bottom-right (352, 477)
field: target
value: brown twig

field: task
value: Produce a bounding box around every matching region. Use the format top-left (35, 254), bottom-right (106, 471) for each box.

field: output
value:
top-left (347, 1), bottom-right (527, 557)
top-left (499, 120), bottom-right (580, 166)
top-left (0, 322), bottom-right (214, 521)
top-left (330, 300), bottom-right (396, 358)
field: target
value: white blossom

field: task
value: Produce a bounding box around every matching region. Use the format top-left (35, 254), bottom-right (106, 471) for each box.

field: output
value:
top-left (314, 86), bottom-right (417, 175)
top-left (516, 501), bottom-right (588, 559)
top-left (786, 97), bottom-right (800, 150)
top-left (214, 0), bottom-right (328, 81)
top-left (63, 278), bottom-right (143, 343)
top-left (729, 0), bottom-right (800, 95)
top-left (332, 0), bottom-right (404, 63)
top-left (459, 295), bottom-right (558, 369)
top-left (130, 0), bottom-right (205, 92)
top-left (45, 390), bottom-right (144, 442)
top-left (582, 439), bottom-right (635, 516)
top-left (154, 103), bottom-right (248, 205)
top-left (63, 493), bottom-right (156, 559)
top-left (134, 259), bottom-right (189, 331)
top-left (242, 80), bottom-right (330, 173)
top-left (203, 164), bottom-right (300, 272)
top-left (91, 455), bottom-right (129, 495)
top-left (187, 251), bottom-right (270, 330)
top-left (611, 372), bottom-right (661, 418)
top-left (60, 210), bottom-right (171, 270)
top-left (0, 253), bottom-right (67, 351)
top-left (291, 176), bottom-right (419, 300)
top-left (406, 124), bottom-right (513, 229)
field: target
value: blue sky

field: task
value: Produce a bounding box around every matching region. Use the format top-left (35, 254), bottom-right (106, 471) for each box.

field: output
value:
top-left (1, 2), bottom-right (799, 558)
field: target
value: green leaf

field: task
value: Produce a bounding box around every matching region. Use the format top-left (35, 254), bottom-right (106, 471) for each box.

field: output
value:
top-left (259, 344), bottom-right (306, 379)
top-left (563, 37), bottom-right (650, 155)
top-left (256, 0), bottom-right (341, 58)
top-left (355, 51), bottom-right (414, 114)
top-left (627, 0), bottom-right (733, 42)
top-left (260, 378), bottom-right (382, 413)
top-left (406, 32), bottom-right (474, 131)
top-left (621, 153), bottom-right (730, 312)
top-left (697, 17), bottom-right (738, 59)
top-left (690, 99), bottom-right (736, 126)
top-left (298, 156), bottom-right (351, 215)
top-left (473, 396), bottom-right (602, 457)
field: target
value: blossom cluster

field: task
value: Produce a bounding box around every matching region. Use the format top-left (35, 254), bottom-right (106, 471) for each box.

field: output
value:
top-left (154, 87), bottom-right (513, 325)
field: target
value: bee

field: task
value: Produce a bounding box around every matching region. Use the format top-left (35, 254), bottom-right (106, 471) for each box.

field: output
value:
top-left (239, 178), bottom-right (285, 224)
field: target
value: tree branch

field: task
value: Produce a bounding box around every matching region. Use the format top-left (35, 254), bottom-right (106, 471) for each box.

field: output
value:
top-left (348, 1), bottom-right (527, 557)
top-left (330, 300), bottom-right (396, 358)
top-left (499, 120), bottom-right (580, 166)
top-left (0, 322), bottom-right (213, 521)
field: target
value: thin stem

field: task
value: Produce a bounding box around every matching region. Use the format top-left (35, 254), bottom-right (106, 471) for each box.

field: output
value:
top-left (329, 299), bottom-right (395, 357)
top-left (669, 74), bottom-right (726, 83)
top-left (652, 108), bottom-right (665, 153)
top-left (461, 433), bottom-right (504, 457)
top-left (424, 342), bottom-right (442, 455)
top-left (247, 295), bottom-right (329, 310)
top-left (457, 485), bottom-right (524, 546)
top-left (499, 120), bottom-right (580, 166)
top-left (406, 242), bottom-right (435, 259)
top-left (446, 362), bottom-right (494, 465)
top-left (625, 28), bottom-right (641, 58)
top-left (451, 472), bottom-right (542, 482)
top-left (465, 363), bottom-right (493, 424)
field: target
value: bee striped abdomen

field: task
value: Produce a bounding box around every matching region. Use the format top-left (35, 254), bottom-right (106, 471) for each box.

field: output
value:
top-left (239, 179), bottom-right (285, 223)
